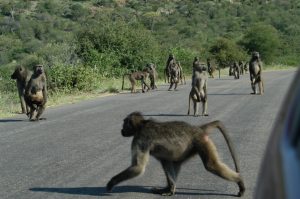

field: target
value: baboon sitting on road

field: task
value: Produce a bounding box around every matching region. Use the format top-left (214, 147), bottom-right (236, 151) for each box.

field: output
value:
top-left (106, 112), bottom-right (245, 196)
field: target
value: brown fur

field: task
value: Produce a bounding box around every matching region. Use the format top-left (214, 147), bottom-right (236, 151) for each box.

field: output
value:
top-left (122, 68), bottom-right (151, 93)
top-left (11, 65), bottom-right (32, 114)
top-left (188, 63), bottom-right (208, 116)
top-left (106, 112), bottom-right (245, 196)
top-left (25, 65), bottom-right (47, 121)
top-left (249, 52), bottom-right (264, 95)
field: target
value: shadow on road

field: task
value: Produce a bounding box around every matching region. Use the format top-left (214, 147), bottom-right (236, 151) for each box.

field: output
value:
top-left (30, 186), bottom-right (237, 197)
top-left (0, 119), bottom-right (25, 123)
top-left (208, 93), bottom-right (250, 96)
top-left (143, 113), bottom-right (189, 117)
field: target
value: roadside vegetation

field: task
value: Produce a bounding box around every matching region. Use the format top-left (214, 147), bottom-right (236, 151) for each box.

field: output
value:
top-left (0, 0), bottom-right (299, 117)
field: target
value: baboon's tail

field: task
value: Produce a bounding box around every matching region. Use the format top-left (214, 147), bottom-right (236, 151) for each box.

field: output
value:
top-left (200, 121), bottom-right (240, 173)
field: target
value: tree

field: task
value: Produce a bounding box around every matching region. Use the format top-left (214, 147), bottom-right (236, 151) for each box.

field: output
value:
top-left (241, 23), bottom-right (280, 64)
top-left (209, 37), bottom-right (247, 68)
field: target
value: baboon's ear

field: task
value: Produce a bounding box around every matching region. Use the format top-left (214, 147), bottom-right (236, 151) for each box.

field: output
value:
top-left (129, 112), bottom-right (144, 130)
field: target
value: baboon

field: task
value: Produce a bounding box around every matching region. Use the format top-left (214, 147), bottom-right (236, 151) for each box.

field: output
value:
top-left (243, 62), bottom-right (249, 73)
top-left (106, 112), bottom-right (245, 197)
top-left (146, 63), bottom-right (158, 89)
top-left (188, 60), bottom-right (208, 116)
top-left (167, 61), bottom-right (180, 91)
top-left (207, 58), bottom-right (216, 78)
top-left (25, 65), bottom-right (47, 121)
top-left (164, 54), bottom-right (175, 83)
top-left (238, 61), bottom-right (244, 75)
top-left (11, 65), bottom-right (32, 114)
top-left (122, 69), bottom-right (151, 93)
top-left (233, 62), bottom-right (240, 79)
top-left (249, 52), bottom-right (264, 95)
top-left (164, 54), bottom-right (185, 84)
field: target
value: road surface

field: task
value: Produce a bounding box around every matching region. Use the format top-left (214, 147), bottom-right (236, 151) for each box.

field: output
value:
top-left (0, 70), bottom-right (296, 199)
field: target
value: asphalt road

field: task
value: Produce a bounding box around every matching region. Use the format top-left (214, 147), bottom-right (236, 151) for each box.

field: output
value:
top-left (0, 70), bottom-right (296, 199)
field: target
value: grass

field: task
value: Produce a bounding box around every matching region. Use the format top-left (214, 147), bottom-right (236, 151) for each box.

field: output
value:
top-left (0, 65), bottom-right (297, 118)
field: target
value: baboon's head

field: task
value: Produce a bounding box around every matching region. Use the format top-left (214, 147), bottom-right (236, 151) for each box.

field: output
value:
top-left (11, 65), bottom-right (26, 80)
top-left (121, 112), bottom-right (144, 137)
top-left (34, 65), bottom-right (44, 75)
top-left (252, 51), bottom-right (260, 60)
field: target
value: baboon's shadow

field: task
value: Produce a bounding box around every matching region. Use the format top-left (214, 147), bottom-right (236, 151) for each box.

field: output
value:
top-left (30, 186), bottom-right (237, 197)
top-left (0, 119), bottom-right (24, 123)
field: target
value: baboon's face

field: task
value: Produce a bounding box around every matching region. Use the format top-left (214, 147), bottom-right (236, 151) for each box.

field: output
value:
top-left (252, 52), bottom-right (260, 59)
top-left (34, 65), bottom-right (44, 75)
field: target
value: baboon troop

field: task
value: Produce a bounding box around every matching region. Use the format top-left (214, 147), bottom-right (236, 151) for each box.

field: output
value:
top-left (106, 112), bottom-right (245, 196)
top-left (188, 57), bottom-right (208, 116)
top-left (11, 65), bottom-right (32, 114)
top-left (249, 51), bottom-right (264, 95)
top-left (24, 65), bottom-right (48, 121)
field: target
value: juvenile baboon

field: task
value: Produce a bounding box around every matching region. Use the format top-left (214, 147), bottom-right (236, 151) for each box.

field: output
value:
top-left (25, 65), bottom-right (47, 121)
top-left (106, 112), bottom-right (245, 197)
top-left (122, 69), bottom-right (151, 93)
top-left (249, 52), bottom-right (264, 95)
top-left (11, 65), bottom-right (32, 114)
top-left (146, 63), bottom-right (158, 89)
top-left (207, 58), bottom-right (216, 78)
top-left (243, 62), bottom-right (249, 73)
top-left (188, 61), bottom-right (208, 116)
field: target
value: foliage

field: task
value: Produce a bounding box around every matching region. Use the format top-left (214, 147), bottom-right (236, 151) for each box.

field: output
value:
top-left (209, 38), bottom-right (247, 68)
top-left (240, 23), bottom-right (281, 64)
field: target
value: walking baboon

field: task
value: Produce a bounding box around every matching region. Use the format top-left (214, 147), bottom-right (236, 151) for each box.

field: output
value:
top-left (106, 112), bottom-right (245, 196)
top-left (165, 54), bottom-right (185, 84)
top-left (233, 62), bottom-right (240, 79)
top-left (146, 63), bottom-right (158, 89)
top-left (207, 58), bottom-right (216, 78)
top-left (25, 65), bottom-right (47, 121)
top-left (188, 63), bottom-right (208, 116)
top-left (164, 54), bottom-right (175, 83)
top-left (238, 61), bottom-right (244, 75)
top-left (249, 52), bottom-right (264, 95)
top-left (122, 69), bottom-right (151, 93)
top-left (11, 65), bottom-right (32, 114)
top-left (168, 61), bottom-right (180, 91)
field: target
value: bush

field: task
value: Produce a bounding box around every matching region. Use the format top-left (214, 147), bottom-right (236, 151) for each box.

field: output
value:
top-left (240, 23), bottom-right (281, 64)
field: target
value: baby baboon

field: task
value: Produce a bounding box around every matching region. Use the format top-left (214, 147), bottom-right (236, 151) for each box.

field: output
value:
top-left (188, 62), bottom-right (208, 116)
top-left (249, 51), bottom-right (264, 95)
top-left (238, 61), bottom-right (244, 75)
top-left (25, 65), bottom-right (47, 121)
top-left (11, 65), bottom-right (32, 114)
top-left (106, 112), bottom-right (245, 197)
top-left (122, 69), bottom-right (151, 93)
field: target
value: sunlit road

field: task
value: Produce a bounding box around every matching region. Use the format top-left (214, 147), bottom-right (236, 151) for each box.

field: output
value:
top-left (0, 70), bottom-right (296, 199)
